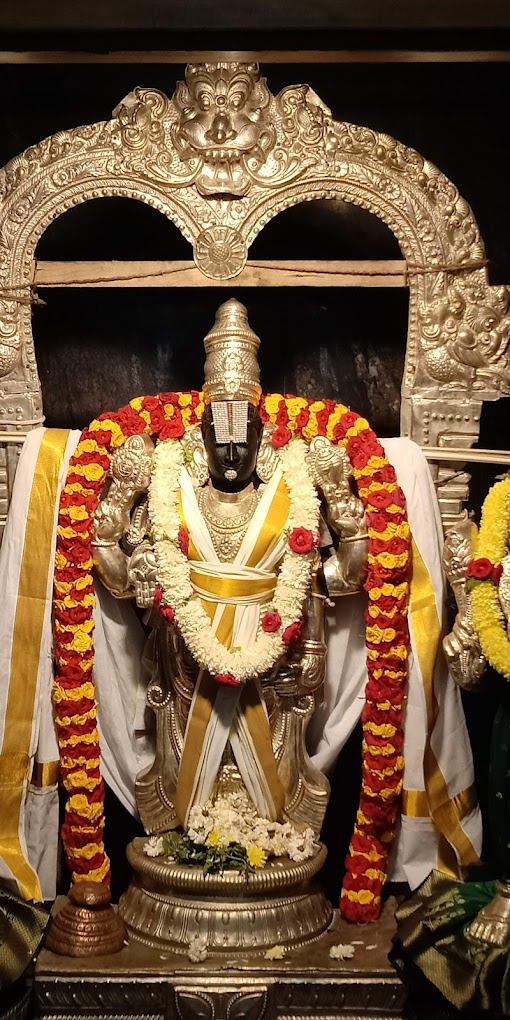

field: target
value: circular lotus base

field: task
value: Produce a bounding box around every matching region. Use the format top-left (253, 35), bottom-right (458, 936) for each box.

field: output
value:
top-left (118, 837), bottom-right (332, 954)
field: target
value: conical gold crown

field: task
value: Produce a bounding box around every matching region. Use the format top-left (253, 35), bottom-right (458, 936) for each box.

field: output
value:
top-left (203, 299), bottom-right (262, 406)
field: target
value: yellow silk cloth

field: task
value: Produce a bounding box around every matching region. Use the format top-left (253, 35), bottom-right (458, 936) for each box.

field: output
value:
top-left (405, 539), bottom-right (479, 874)
top-left (0, 429), bottom-right (69, 901)
top-left (175, 476), bottom-right (290, 825)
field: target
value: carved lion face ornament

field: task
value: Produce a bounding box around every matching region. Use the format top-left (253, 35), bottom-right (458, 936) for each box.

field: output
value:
top-left (173, 62), bottom-right (274, 194)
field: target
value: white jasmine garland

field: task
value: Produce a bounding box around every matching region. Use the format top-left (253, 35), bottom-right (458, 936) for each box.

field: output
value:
top-left (329, 944), bottom-right (355, 961)
top-left (148, 435), bottom-right (320, 682)
top-left (188, 934), bottom-right (208, 962)
top-left (184, 789), bottom-right (317, 864)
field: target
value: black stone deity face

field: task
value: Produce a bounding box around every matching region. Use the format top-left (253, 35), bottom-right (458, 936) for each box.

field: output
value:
top-left (202, 404), bottom-right (261, 493)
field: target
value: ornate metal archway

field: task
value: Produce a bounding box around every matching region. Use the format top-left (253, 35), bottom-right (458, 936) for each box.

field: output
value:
top-left (1, 62), bottom-right (509, 532)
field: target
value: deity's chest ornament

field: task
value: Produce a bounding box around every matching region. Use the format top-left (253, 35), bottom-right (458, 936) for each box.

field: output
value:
top-left (198, 482), bottom-right (260, 562)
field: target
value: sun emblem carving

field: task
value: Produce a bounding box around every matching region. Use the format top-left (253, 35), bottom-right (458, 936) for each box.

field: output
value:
top-left (194, 226), bottom-right (247, 279)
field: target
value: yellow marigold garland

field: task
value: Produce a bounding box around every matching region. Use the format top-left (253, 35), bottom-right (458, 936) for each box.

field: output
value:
top-left (470, 473), bottom-right (510, 680)
top-left (53, 391), bottom-right (411, 923)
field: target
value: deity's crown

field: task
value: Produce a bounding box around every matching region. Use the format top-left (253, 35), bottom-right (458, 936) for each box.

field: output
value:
top-left (203, 298), bottom-right (262, 407)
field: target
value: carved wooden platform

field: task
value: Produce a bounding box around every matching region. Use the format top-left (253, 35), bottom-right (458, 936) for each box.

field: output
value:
top-left (34, 900), bottom-right (405, 1020)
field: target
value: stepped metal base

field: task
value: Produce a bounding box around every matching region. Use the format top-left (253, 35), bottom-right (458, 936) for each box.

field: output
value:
top-left (118, 838), bottom-right (333, 953)
top-left (35, 899), bottom-right (406, 1020)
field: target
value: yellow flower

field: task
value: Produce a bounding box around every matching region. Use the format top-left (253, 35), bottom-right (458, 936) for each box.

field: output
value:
top-left (70, 461), bottom-right (105, 483)
top-left (302, 419), bottom-right (319, 440)
top-left (286, 397), bottom-right (307, 418)
top-left (130, 397), bottom-right (143, 411)
top-left (54, 681), bottom-right (95, 703)
top-left (247, 845), bottom-right (267, 868)
top-left (72, 574), bottom-right (92, 591)
top-left (68, 794), bottom-right (102, 818)
top-left (206, 828), bottom-right (222, 847)
top-left (264, 394), bottom-right (283, 416)
top-left (344, 889), bottom-right (379, 905)
top-left (67, 505), bottom-right (90, 522)
top-left (61, 756), bottom-right (101, 770)
top-left (60, 730), bottom-right (99, 747)
top-left (309, 400), bottom-right (325, 412)
top-left (90, 418), bottom-right (122, 443)
top-left (64, 770), bottom-right (101, 791)
top-left (74, 858), bottom-right (110, 884)
top-left (179, 393), bottom-right (192, 408)
top-left (364, 722), bottom-right (397, 739)
top-left (70, 841), bottom-right (104, 859)
top-left (70, 630), bottom-right (93, 653)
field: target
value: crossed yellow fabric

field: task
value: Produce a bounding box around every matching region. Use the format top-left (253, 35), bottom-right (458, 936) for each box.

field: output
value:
top-left (175, 469), bottom-right (290, 825)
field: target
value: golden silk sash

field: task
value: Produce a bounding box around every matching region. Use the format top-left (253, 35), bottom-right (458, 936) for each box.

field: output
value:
top-left (190, 565), bottom-right (276, 605)
top-left (175, 476), bottom-right (289, 825)
top-left (31, 760), bottom-right (60, 789)
top-left (0, 429), bottom-right (69, 901)
top-left (407, 539), bottom-right (480, 875)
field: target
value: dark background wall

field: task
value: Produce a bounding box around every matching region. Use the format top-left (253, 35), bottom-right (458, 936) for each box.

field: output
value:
top-left (2, 9), bottom-right (509, 899)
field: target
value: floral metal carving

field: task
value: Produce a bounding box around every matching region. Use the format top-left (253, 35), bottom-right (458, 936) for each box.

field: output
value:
top-left (1, 60), bottom-right (509, 535)
top-left (418, 282), bottom-right (510, 392)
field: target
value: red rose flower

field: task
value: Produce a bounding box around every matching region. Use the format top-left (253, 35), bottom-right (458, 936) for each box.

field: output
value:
top-left (370, 594), bottom-right (400, 613)
top-left (160, 604), bottom-right (175, 623)
top-left (159, 392), bottom-right (180, 405)
top-left (492, 564), bottom-right (504, 586)
top-left (178, 526), bottom-right (190, 556)
top-left (316, 409), bottom-right (330, 432)
top-left (366, 512), bottom-right (388, 533)
top-left (347, 434), bottom-right (375, 464)
top-left (289, 527), bottom-right (316, 554)
top-left (159, 417), bottom-right (185, 440)
top-left (272, 426), bottom-right (292, 448)
top-left (149, 407), bottom-right (166, 434)
top-left (259, 405), bottom-right (270, 424)
top-left (296, 408), bottom-right (310, 430)
top-left (333, 421), bottom-right (347, 442)
top-left (118, 406), bottom-right (146, 435)
top-left (276, 408), bottom-right (290, 427)
top-left (467, 557), bottom-right (494, 581)
top-left (340, 410), bottom-right (359, 430)
top-left (215, 673), bottom-right (241, 687)
top-left (367, 488), bottom-right (393, 510)
top-left (282, 620), bottom-right (304, 645)
top-left (153, 587), bottom-right (163, 608)
top-left (142, 395), bottom-right (160, 411)
top-left (374, 465), bottom-right (397, 485)
top-left (262, 611), bottom-right (282, 633)
top-left (86, 428), bottom-right (112, 447)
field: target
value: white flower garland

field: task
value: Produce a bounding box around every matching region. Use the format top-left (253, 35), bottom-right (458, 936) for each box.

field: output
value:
top-left (148, 435), bottom-right (320, 682)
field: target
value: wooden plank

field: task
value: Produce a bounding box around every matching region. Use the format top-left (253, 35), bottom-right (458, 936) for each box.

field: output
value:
top-left (0, 50), bottom-right (509, 64)
top-left (2, 0), bottom-right (510, 32)
top-left (34, 260), bottom-right (407, 288)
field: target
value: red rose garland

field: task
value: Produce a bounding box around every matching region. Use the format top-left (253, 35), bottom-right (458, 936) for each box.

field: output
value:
top-left (53, 390), bottom-right (410, 923)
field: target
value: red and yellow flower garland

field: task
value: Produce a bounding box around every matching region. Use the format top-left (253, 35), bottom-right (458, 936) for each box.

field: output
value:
top-left (469, 472), bottom-right (510, 679)
top-left (53, 391), bottom-right (410, 922)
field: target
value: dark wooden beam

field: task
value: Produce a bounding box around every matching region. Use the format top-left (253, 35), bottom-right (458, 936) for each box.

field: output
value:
top-left (1, 0), bottom-right (510, 32)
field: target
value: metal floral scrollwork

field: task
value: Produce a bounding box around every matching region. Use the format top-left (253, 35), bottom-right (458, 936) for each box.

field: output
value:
top-left (418, 283), bottom-right (510, 393)
top-left (1, 58), bottom-right (509, 538)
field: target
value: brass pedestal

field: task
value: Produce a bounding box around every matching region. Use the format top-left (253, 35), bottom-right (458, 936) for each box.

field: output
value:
top-left (35, 899), bottom-right (405, 1020)
top-left (118, 838), bottom-right (333, 953)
